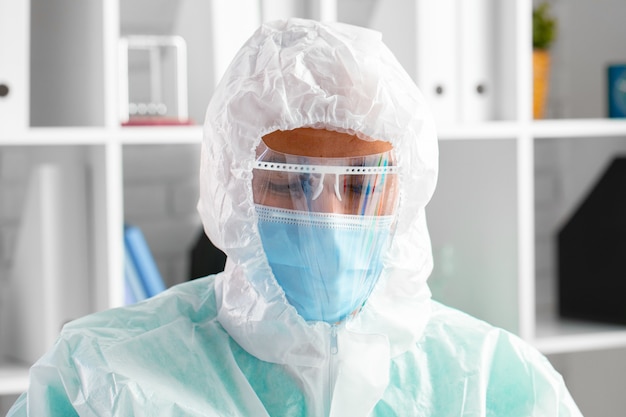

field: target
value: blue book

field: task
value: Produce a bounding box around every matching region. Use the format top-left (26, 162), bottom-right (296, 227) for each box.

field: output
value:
top-left (608, 64), bottom-right (626, 118)
top-left (124, 224), bottom-right (166, 298)
top-left (124, 244), bottom-right (147, 304)
top-left (124, 277), bottom-right (137, 305)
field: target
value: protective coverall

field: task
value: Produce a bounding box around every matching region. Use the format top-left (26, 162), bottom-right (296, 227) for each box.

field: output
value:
top-left (7, 18), bottom-right (583, 417)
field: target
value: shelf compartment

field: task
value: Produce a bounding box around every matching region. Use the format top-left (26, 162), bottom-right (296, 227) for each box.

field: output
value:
top-left (534, 136), bottom-right (626, 354)
top-left (427, 138), bottom-right (520, 334)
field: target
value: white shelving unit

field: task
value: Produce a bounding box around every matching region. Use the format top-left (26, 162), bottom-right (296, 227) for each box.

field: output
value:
top-left (1, 0), bottom-right (624, 414)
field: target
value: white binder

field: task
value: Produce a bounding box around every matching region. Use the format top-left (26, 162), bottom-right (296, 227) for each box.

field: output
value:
top-left (209, 0), bottom-right (261, 87)
top-left (458, 0), bottom-right (495, 122)
top-left (370, 0), bottom-right (459, 125)
top-left (0, 0), bottom-right (29, 129)
top-left (415, 0), bottom-right (459, 125)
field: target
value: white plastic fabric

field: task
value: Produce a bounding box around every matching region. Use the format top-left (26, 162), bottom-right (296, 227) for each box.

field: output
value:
top-left (199, 15), bottom-right (437, 354)
top-left (8, 18), bottom-right (582, 417)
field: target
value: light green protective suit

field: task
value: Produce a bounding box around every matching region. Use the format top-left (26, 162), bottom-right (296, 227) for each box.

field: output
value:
top-left (8, 18), bottom-right (583, 417)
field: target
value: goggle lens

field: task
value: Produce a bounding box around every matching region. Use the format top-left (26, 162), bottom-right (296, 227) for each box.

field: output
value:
top-left (252, 143), bottom-right (399, 215)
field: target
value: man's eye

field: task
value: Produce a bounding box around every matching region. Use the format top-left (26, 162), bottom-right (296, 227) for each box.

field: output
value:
top-left (268, 181), bottom-right (292, 194)
top-left (344, 177), bottom-right (365, 195)
top-left (268, 180), bottom-right (307, 196)
top-left (343, 176), bottom-right (386, 198)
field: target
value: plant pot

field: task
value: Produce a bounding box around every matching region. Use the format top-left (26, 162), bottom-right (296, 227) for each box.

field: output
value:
top-left (533, 49), bottom-right (551, 119)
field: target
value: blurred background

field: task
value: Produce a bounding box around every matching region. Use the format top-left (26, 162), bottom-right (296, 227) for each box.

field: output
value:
top-left (2, 0), bottom-right (626, 415)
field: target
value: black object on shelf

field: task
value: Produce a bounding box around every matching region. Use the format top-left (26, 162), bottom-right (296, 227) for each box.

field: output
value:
top-left (558, 156), bottom-right (626, 324)
top-left (189, 229), bottom-right (227, 280)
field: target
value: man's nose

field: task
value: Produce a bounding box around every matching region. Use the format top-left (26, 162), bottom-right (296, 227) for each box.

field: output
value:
top-left (310, 179), bottom-right (347, 214)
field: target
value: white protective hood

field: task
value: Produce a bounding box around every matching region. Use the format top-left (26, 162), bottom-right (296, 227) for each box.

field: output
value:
top-left (198, 18), bottom-right (438, 415)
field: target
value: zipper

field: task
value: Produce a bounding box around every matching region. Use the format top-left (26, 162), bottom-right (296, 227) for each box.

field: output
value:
top-left (330, 324), bottom-right (338, 355)
top-left (327, 324), bottom-right (339, 416)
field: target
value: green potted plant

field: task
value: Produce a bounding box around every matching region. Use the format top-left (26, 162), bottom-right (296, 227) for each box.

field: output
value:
top-left (533, 2), bottom-right (557, 119)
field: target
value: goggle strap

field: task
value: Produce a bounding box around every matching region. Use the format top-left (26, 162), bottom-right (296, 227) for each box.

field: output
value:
top-left (254, 161), bottom-right (399, 175)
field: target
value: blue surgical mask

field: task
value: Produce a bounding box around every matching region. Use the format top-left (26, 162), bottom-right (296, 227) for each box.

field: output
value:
top-left (256, 204), bottom-right (395, 323)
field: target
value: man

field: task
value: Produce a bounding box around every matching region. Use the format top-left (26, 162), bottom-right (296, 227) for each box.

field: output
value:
top-left (8, 18), bottom-right (582, 416)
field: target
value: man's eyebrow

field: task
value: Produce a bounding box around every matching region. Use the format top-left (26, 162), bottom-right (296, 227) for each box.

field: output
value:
top-left (256, 153), bottom-right (287, 163)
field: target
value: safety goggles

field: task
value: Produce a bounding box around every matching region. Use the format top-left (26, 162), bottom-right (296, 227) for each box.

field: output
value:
top-left (252, 142), bottom-right (400, 215)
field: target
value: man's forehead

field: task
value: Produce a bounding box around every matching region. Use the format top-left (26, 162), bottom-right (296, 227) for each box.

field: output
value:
top-left (261, 128), bottom-right (392, 158)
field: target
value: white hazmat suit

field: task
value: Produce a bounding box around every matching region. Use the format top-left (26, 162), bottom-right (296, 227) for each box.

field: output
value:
top-left (8, 18), bottom-right (582, 417)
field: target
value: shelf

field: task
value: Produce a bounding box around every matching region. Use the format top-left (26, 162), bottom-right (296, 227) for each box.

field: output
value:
top-left (534, 310), bottom-right (626, 355)
top-left (1, 123), bottom-right (519, 144)
top-left (7, 121), bottom-right (624, 145)
top-left (118, 125), bottom-right (202, 144)
top-left (0, 126), bottom-right (203, 146)
top-left (435, 121), bottom-right (521, 141)
top-left (0, 127), bottom-right (110, 146)
top-left (437, 119), bottom-right (626, 141)
top-left (0, 363), bottom-right (29, 396)
top-left (4, 121), bottom-right (626, 146)
top-left (532, 119), bottom-right (626, 139)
